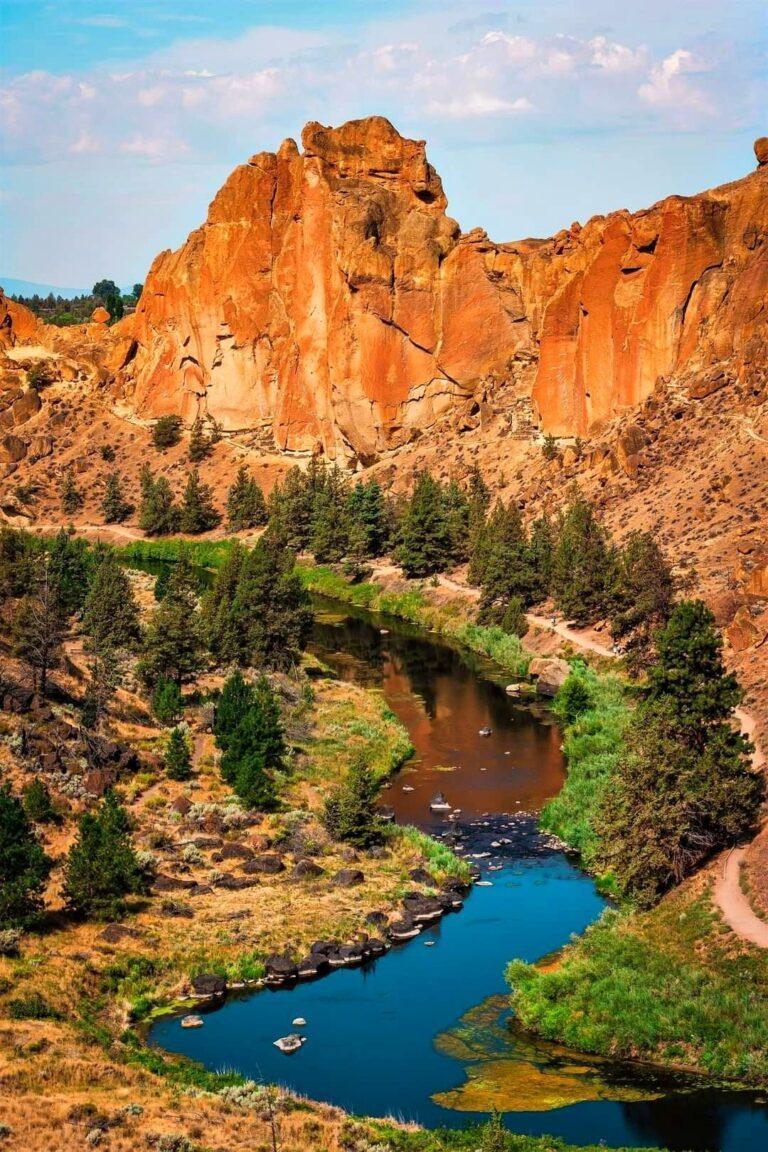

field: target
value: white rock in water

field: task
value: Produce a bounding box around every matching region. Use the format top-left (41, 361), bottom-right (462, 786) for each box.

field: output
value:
top-left (181, 1015), bottom-right (204, 1029)
top-left (292, 1017), bottom-right (306, 1027)
top-left (274, 1033), bottom-right (305, 1054)
top-left (476, 880), bottom-right (493, 887)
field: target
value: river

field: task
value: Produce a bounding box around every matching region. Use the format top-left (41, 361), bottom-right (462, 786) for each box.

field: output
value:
top-left (149, 595), bottom-right (768, 1151)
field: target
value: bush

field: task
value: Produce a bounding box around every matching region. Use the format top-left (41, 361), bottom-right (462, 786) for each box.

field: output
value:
top-left (0, 928), bottom-right (22, 956)
top-left (8, 992), bottom-right (61, 1020)
top-left (322, 753), bottom-right (384, 849)
top-left (152, 415), bottom-right (183, 450)
top-left (164, 726), bottom-right (192, 781)
top-left (22, 778), bottom-right (59, 825)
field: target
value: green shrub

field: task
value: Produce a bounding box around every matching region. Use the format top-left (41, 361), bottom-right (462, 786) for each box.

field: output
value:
top-left (152, 415), bottom-right (183, 450)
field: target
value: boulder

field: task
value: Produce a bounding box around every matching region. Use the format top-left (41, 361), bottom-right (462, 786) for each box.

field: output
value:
top-left (91, 306), bottom-right (110, 325)
top-left (11, 389), bottom-right (41, 426)
top-left (330, 868), bottom-right (365, 887)
top-left (388, 918), bottom-right (421, 942)
top-left (409, 867), bottom-right (436, 885)
top-left (727, 605), bottom-right (766, 652)
top-left (190, 973), bottom-right (227, 999)
top-left (265, 955), bottom-right (298, 984)
top-left (171, 795), bottom-right (192, 816)
top-left (28, 435), bottom-right (53, 461)
top-left (218, 842), bottom-right (254, 861)
top-left (242, 853), bottom-right (285, 875)
top-left (0, 434), bottom-right (26, 463)
top-left (365, 910), bottom-right (389, 929)
top-left (291, 858), bottom-right (324, 880)
top-left (528, 656), bottom-right (570, 697)
top-left (755, 137), bottom-right (768, 167)
top-left (402, 894), bottom-right (444, 924)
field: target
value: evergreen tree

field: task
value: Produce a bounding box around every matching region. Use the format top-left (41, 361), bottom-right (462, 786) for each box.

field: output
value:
top-left (47, 529), bottom-right (92, 615)
top-left (528, 514), bottom-right (556, 604)
top-left (610, 531), bottom-right (674, 664)
top-left (647, 600), bottom-right (742, 743)
top-left (13, 554), bottom-right (65, 696)
top-left (101, 470), bottom-right (132, 524)
top-left (551, 495), bottom-right (614, 625)
top-left (346, 479), bottom-right (387, 557)
top-left (310, 465), bottom-right (350, 562)
top-left (219, 677), bottom-right (284, 810)
top-left (480, 1113), bottom-right (509, 1152)
top-left (443, 479), bottom-right (471, 563)
top-left (187, 416), bottom-right (211, 463)
top-left (152, 415), bottom-right (183, 450)
top-left (226, 465), bottom-right (268, 531)
top-left (62, 792), bottom-right (147, 920)
top-left (82, 642), bottom-right (122, 728)
top-left (152, 675), bottom-right (183, 725)
top-left (500, 595), bottom-right (529, 638)
top-left (60, 468), bottom-right (83, 516)
top-left (179, 467), bottom-right (220, 534)
top-left (201, 541), bottom-right (248, 662)
top-left (0, 526), bottom-right (42, 601)
top-left (478, 501), bottom-right (534, 624)
top-left (165, 726), bottom-right (192, 781)
top-left (267, 465), bottom-right (312, 551)
top-left (153, 564), bottom-right (171, 602)
top-left (322, 752), bottom-right (383, 849)
top-left (597, 698), bottom-right (761, 906)
top-left (397, 472), bottom-right (451, 577)
top-left (226, 536), bottom-right (312, 670)
top-left (22, 778), bottom-right (59, 825)
top-left (213, 670), bottom-right (255, 752)
top-left (467, 464), bottom-right (490, 561)
top-left (139, 471), bottom-right (180, 536)
top-left (0, 784), bottom-right (52, 928)
top-left (139, 550), bottom-right (204, 686)
top-left (82, 552), bottom-right (140, 651)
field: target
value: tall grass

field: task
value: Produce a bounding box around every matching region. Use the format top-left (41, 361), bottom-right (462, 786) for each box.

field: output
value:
top-left (507, 890), bottom-right (768, 1084)
top-left (539, 665), bottom-right (629, 870)
top-left (298, 565), bottom-right (530, 679)
top-left (396, 826), bottom-right (472, 884)
top-left (118, 537), bottom-right (235, 569)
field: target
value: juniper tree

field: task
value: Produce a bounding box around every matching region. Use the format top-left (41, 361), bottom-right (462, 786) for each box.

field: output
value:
top-left (165, 726), bottom-right (192, 781)
top-left (219, 677), bottom-right (285, 810)
top-left (187, 416), bottom-right (211, 463)
top-left (610, 531), bottom-right (675, 665)
top-left (322, 752), bottom-right (383, 849)
top-left (101, 470), bottom-right (132, 524)
top-left (0, 784), bottom-right (52, 928)
top-left (225, 536), bottom-right (312, 670)
top-left (528, 514), bottom-right (556, 604)
top-left (179, 467), bottom-right (220, 534)
top-left (443, 479), bottom-right (471, 563)
top-left (346, 479), bottom-right (388, 557)
top-left (267, 466), bottom-right (313, 551)
top-left (62, 792), bottom-right (147, 920)
top-left (13, 554), bottom-right (65, 696)
top-left (226, 465), bottom-right (268, 531)
top-left (60, 469), bottom-right (83, 516)
top-left (151, 675), bottom-right (183, 725)
top-left (152, 415), bottom-right (183, 450)
top-left (310, 465), bottom-right (350, 562)
top-left (478, 501), bottom-right (534, 624)
top-left (213, 669), bottom-right (255, 752)
top-left (201, 540), bottom-right (248, 662)
top-left (22, 778), bottom-right (59, 825)
top-left (47, 529), bottom-right (92, 615)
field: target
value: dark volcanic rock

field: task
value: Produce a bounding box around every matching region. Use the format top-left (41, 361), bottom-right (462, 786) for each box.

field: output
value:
top-left (290, 858), bottom-right (324, 880)
top-left (242, 853), bottom-right (285, 875)
top-left (191, 973), bottom-right (227, 998)
top-left (265, 955), bottom-right (298, 984)
top-left (330, 868), bottom-right (365, 887)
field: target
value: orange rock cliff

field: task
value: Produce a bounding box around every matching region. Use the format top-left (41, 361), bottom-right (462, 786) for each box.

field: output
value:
top-left (17, 118), bottom-right (768, 460)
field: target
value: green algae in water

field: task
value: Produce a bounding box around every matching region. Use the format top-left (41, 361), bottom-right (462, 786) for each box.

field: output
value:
top-left (432, 995), bottom-right (663, 1113)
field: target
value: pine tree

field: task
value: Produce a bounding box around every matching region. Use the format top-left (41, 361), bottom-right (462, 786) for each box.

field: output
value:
top-left (528, 514), bottom-right (556, 604)
top-left (310, 465), bottom-right (350, 562)
top-left (139, 471), bottom-right (180, 536)
top-left (0, 526), bottom-right (42, 601)
top-left (0, 784), bottom-right (52, 928)
top-left (179, 467), bottom-right (220, 534)
top-left (152, 675), bottom-right (183, 725)
top-left (60, 469), bottom-right (83, 516)
top-left (82, 642), bottom-right (122, 728)
top-left (82, 552), bottom-right (140, 651)
top-left (551, 495), bottom-right (614, 625)
top-left (101, 470), bottom-right (132, 524)
top-left (201, 541), bottom-right (248, 662)
top-left (610, 531), bottom-right (674, 664)
top-left (346, 479), bottom-right (387, 557)
top-left (139, 550), bottom-right (204, 686)
top-left (219, 677), bottom-right (284, 810)
top-left (62, 792), bottom-right (147, 920)
top-left (22, 778), bottom-right (59, 825)
top-left (500, 595), bottom-right (529, 637)
top-left (478, 501), bottom-right (534, 624)
top-left (226, 465), bottom-right (268, 531)
top-left (213, 670), bottom-right (255, 752)
top-left (188, 416), bottom-right (211, 463)
top-left (647, 600), bottom-right (742, 743)
top-left (322, 752), bottom-right (383, 849)
top-left (267, 466), bottom-right (313, 551)
top-left (467, 464), bottom-right (490, 561)
top-left (151, 415), bottom-right (183, 450)
top-left (443, 479), bottom-right (471, 563)
top-left (13, 554), bottom-right (65, 696)
top-left (165, 726), bottom-right (192, 780)
top-left (48, 528), bottom-right (92, 615)
top-left (226, 536), bottom-right (312, 670)
top-left (397, 472), bottom-right (451, 577)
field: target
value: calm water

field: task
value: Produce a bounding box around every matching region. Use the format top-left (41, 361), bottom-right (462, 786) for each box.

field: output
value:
top-left (149, 596), bottom-right (768, 1151)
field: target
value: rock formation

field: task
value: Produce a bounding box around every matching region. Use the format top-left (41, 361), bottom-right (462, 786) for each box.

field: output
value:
top-left (113, 117), bottom-right (767, 458)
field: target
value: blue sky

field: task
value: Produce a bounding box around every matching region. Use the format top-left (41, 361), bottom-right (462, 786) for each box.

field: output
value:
top-left (2, 0), bottom-right (765, 288)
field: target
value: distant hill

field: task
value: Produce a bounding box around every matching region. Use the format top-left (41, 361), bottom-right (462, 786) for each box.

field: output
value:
top-left (1, 277), bottom-right (91, 299)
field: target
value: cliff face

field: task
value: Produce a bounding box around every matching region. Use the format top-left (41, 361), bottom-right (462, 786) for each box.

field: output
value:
top-left (114, 118), bottom-right (768, 455)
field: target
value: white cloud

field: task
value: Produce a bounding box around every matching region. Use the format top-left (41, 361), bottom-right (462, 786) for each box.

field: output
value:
top-left (589, 37), bottom-right (647, 73)
top-left (639, 49), bottom-right (713, 113)
top-left (427, 93), bottom-right (533, 118)
top-left (120, 134), bottom-right (190, 159)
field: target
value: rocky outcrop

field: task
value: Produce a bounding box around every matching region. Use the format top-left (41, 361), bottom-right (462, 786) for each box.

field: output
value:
top-left (9, 122), bottom-right (768, 457)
